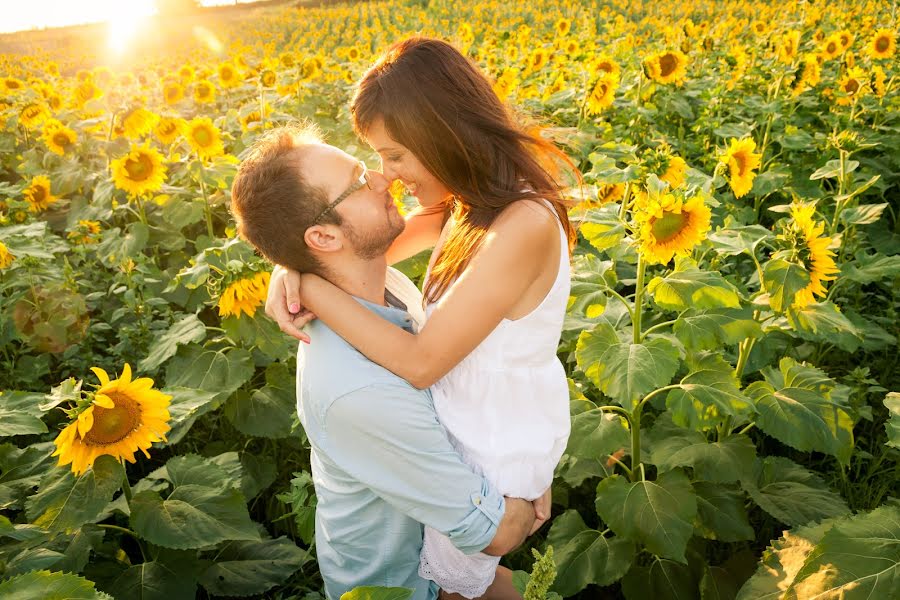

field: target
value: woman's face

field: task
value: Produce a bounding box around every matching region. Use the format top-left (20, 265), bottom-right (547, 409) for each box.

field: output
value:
top-left (365, 118), bottom-right (452, 208)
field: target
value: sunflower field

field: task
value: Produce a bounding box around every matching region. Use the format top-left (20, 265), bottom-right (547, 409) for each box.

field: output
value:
top-left (1, 0), bottom-right (899, 598)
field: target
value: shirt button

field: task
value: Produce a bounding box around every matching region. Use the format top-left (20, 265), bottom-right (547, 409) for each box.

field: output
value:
top-left (474, 496), bottom-right (482, 505)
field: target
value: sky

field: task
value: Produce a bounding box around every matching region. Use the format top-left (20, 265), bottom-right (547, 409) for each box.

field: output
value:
top-left (0, 1), bottom-right (259, 34)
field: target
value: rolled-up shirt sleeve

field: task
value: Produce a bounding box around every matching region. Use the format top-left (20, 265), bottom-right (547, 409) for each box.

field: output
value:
top-left (322, 381), bottom-right (504, 554)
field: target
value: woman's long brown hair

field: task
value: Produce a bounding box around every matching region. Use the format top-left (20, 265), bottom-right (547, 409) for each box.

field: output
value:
top-left (350, 37), bottom-right (577, 303)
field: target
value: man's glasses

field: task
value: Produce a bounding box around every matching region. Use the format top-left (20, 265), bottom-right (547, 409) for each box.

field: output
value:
top-left (312, 161), bottom-right (372, 225)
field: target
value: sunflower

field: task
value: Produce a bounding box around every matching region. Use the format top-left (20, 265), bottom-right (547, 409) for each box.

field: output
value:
top-left (218, 62), bottom-right (241, 88)
top-left (110, 145), bottom-right (167, 197)
top-left (871, 66), bottom-right (887, 97)
top-left (786, 204), bottom-right (838, 308)
top-left (24, 175), bottom-right (57, 212)
top-left (836, 66), bottom-right (869, 106)
top-left (645, 50), bottom-right (688, 85)
top-left (218, 271), bottom-right (271, 318)
top-left (589, 54), bottom-right (621, 79)
top-left (163, 80), bottom-right (184, 105)
top-left (185, 117), bottom-right (225, 160)
top-left (721, 138), bottom-right (762, 199)
top-left (71, 81), bottom-right (101, 107)
top-left (634, 190), bottom-right (711, 265)
top-left (193, 79), bottom-right (216, 104)
top-left (3, 77), bottom-right (25, 93)
top-left (154, 116), bottom-right (183, 145)
top-left (585, 72), bottom-right (618, 115)
top-left (869, 29), bottom-right (896, 59)
top-left (19, 101), bottom-right (50, 128)
top-left (493, 68), bottom-right (520, 101)
top-left (791, 54), bottom-right (822, 96)
top-left (178, 64), bottom-right (195, 83)
top-left (52, 363), bottom-right (171, 475)
top-left (259, 69), bottom-right (277, 87)
top-left (526, 47), bottom-right (551, 73)
top-left (240, 102), bottom-right (271, 131)
top-left (120, 107), bottom-right (158, 139)
top-left (0, 241), bottom-right (14, 269)
top-left (554, 18), bottom-right (571, 37)
top-left (279, 52), bottom-right (296, 68)
top-left (821, 34), bottom-right (842, 60)
top-left (42, 121), bottom-right (77, 156)
top-left (836, 30), bottom-right (854, 52)
top-left (67, 220), bottom-right (102, 245)
top-left (300, 57), bottom-right (321, 81)
top-left (347, 46), bottom-right (361, 61)
top-left (779, 31), bottom-right (801, 63)
top-left (660, 156), bottom-right (687, 189)
top-left (572, 183), bottom-right (625, 211)
top-left (542, 74), bottom-right (567, 102)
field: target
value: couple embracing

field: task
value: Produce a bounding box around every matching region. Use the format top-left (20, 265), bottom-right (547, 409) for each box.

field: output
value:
top-left (231, 37), bottom-right (576, 600)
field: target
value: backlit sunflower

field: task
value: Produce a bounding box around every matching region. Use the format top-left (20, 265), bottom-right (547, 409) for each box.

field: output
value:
top-left (634, 190), bottom-right (711, 265)
top-left (71, 81), bottom-right (101, 108)
top-left (645, 50), bottom-right (688, 85)
top-left (300, 57), bottom-right (322, 81)
top-left (19, 101), bottom-right (50, 128)
top-left (178, 64), bottom-right (195, 83)
top-left (821, 34), bottom-right (842, 60)
top-left (154, 116), bottom-right (183, 145)
top-left (259, 69), bottom-right (277, 87)
top-left (240, 102), bottom-right (272, 131)
top-left (218, 271), bottom-right (270, 318)
top-left (42, 121), bottom-right (77, 156)
top-left (721, 138), bottom-right (762, 199)
top-left (111, 145), bottom-right (167, 197)
top-left (585, 72), bottom-right (618, 115)
top-left (218, 62), bottom-right (241, 88)
top-left (785, 204), bottom-right (838, 308)
top-left (869, 29), bottom-right (896, 59)
top-left (24, 175), bottom-right (57, 212)
top-left (163, 81), bottom-right (184, 105)
top-left (193, 79), bottom-right (216, 104)
top-left (0, 241), bottom-right (14, 269)
top-left (119, 107), bottom-right (158, 139)
top-left (52, 363), bottom-right (171, 475)
top-left (185, 116), bottom-right (225, 160)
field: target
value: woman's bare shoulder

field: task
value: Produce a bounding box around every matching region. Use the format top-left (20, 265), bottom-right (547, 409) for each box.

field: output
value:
top-left (491, 198), bottom-right (559, 242)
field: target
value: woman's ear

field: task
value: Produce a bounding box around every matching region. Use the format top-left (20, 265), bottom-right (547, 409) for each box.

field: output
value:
top-left (304, 224), bottom-right (343, 253)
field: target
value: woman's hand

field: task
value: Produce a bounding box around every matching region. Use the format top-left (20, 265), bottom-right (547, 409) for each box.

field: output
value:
top-left (264, 266), bottom-right (316, 343)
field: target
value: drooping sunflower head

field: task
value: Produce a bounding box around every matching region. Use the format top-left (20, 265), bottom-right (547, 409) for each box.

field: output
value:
top-left (218, 271), bottom-right (271, 318)
top-left (120, 107), bottom-right (158, 139)
top-left (110, 145), bottom-right (167, 198)
top-left (24, 175), bottom-right (57, 212)
top-left (869, 29), bottom-right (896, 59)
top-left (19, 101), bottom-right (50, 129)
top-left (720, 137), bottom-right (762, 199)
top-left (585, 72), bottom-right (618, 115)
top-left (185, 116), bottom-right (225, 160)
top-left (634, 189), bottom-right (712, 265)
top-left (784, 203), bottom-right (839, 307)
top-left (52, 363), bottom-right (172, 475)
top-left (154, 116), bottom-right (183, 145)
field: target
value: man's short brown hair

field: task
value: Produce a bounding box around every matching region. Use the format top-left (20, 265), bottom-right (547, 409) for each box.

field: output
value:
top-left (230, 122), bottom-right (340, 275)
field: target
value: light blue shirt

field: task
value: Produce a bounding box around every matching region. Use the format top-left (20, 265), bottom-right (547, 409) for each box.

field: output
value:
top-left (296, 294), bottom-right (505, 600)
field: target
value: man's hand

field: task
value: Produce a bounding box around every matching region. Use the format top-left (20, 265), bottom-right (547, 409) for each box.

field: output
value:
top-left (529, 487), bottom-right (552, 535)
top-left (264, 266), bottom-right (315, 343)
top-left (482, 497), bottom-right (535, 556)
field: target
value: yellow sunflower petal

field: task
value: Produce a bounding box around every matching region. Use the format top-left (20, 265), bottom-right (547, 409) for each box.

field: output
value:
top-left (91, 367), bottom-right (111, 386)
top-left (93, 393), bottom-right (115, 409)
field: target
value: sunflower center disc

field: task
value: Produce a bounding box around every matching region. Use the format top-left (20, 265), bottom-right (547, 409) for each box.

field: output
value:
top-left (876, 37), bottom-right (889, 52)
top-left (194, 128), bottom-right (212, 146)
top-left (125, 154), bottom-right (153, 181)
top-left (659, 53), bottom-right (677, 77)
top-left (83, 391), bottom-right (141, 445)
top-left (651, 210), bottom-right (689, 243)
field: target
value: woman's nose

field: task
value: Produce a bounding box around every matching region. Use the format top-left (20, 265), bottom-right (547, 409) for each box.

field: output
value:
top-left (369, 170), bottom-right (391, 192)
top-left (380, 163), bottom-right (398, 181)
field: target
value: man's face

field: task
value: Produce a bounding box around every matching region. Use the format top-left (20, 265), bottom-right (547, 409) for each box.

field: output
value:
top-left (301, 144), bottom-right (405, 259)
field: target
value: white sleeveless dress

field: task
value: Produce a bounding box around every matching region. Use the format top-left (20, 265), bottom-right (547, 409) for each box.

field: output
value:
top-left (418, 204), bottom-right (572, 598)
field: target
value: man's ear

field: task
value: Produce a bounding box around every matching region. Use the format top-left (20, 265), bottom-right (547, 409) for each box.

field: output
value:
top-left (304, 224), bottom-right (343, 254)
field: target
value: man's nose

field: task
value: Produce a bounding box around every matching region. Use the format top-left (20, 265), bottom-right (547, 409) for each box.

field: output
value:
top-left (369, 170), bottom-right (391, 192)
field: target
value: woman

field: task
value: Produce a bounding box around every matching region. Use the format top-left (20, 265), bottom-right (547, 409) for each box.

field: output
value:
top-left (268, 38), bottom-right (576, 600)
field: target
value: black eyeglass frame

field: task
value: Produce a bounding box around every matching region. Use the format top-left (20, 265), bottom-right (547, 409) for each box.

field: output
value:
top-left (312, 161), bottom-right (371, 225)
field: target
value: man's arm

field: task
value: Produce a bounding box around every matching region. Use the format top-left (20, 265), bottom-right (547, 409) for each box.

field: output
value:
top-left (323, 382), bottom-right (534, 555)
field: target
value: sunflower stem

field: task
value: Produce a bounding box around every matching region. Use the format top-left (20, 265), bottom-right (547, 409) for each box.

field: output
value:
top-left (133, 195), bottom-right (148, 225)
top-left (633, 256), bottom-right (646, 344)
top-left (198, 159), bottom-right (215, 238)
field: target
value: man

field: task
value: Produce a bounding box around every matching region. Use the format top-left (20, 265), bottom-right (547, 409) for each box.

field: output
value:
top-left (230, 124), bottom-right (543, 599)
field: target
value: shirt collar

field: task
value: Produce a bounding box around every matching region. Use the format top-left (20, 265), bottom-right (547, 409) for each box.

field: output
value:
top-left (353, 291), bottom-right (415, 332)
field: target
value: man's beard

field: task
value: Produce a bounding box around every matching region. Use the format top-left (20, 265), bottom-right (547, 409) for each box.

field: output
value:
top-left (341, 215), bottom-right (405, 260)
